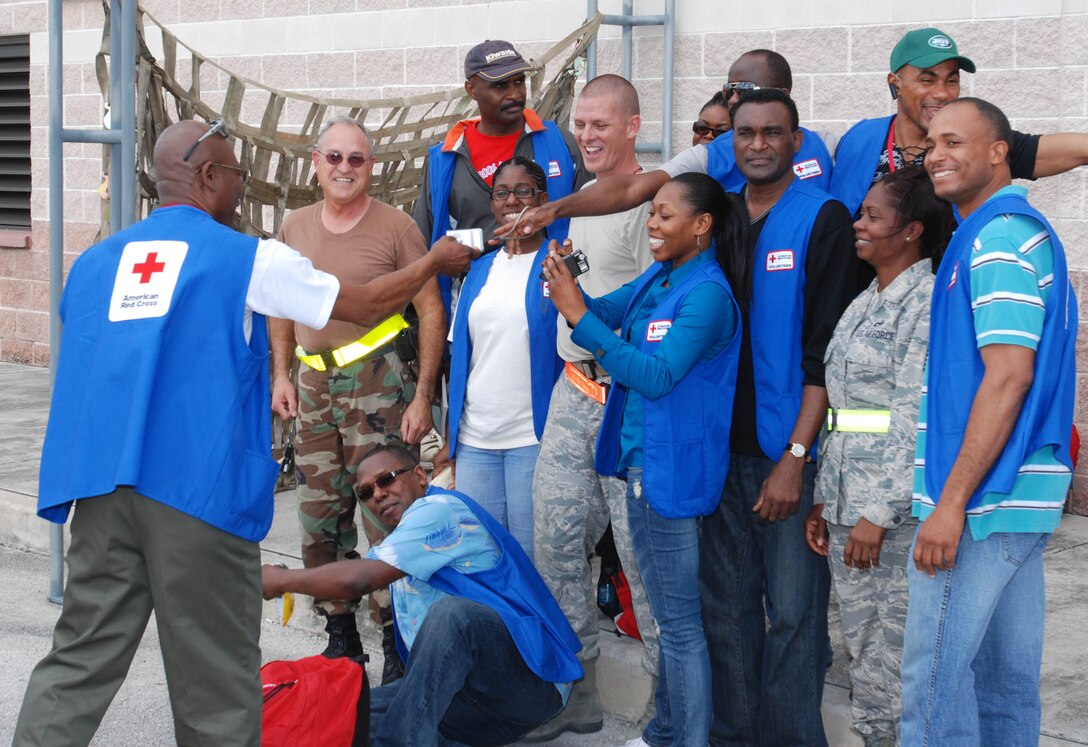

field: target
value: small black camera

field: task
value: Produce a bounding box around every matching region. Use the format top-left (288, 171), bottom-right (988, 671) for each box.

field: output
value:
top-left (540, 249), bottom-right (590, 280)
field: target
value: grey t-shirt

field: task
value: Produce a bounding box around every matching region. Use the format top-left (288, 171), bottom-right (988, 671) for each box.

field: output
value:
top-left (557, 178), bottom-right (654, 363)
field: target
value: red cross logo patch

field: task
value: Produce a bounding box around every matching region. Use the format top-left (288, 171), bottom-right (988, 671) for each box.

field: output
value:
top-left (109, 240), bottom-right (189, 322)
top-left (646, 319), bottom-right (672, 342)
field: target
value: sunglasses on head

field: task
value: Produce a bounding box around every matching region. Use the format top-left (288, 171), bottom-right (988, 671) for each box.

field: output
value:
top-left (316, 149), bottom-right (370, 168)
top-left (692, 121), bottom-right (729, 139)
top-left (722, 81), bottom-right (769, 97)
top-left (354, 464), bottom-right (415, 502)
top-left (182, 118), bottom-right (228, 162)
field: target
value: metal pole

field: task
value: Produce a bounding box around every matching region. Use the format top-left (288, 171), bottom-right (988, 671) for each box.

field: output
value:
top-left (46, 0), bottom-right (64, 605)
top-left (586, 0), bottom-right (598, 81)
top-left (45, 0), bottom-right (135, 605)
top-left (109, 0), bottom-right (122, 234)
top-left (620, 0), bottom-right (632, 81)
top-left (661, 0), bottom-right (675, 160)
top-left (120, 0), bottom-right (137, 228)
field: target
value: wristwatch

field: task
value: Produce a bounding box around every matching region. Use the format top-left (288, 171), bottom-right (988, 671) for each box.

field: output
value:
top-left (784, 442), bottom-right (813, 463)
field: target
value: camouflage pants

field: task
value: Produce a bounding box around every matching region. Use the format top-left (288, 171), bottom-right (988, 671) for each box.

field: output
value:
top-left (828, 522), bottom-right (913, 740)
top-left (533, 374), bottom-right (660, 675)
top-left (296, 349), bottom-right (413, 616)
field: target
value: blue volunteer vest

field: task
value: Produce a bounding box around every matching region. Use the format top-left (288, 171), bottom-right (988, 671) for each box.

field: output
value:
top-left (829, 115), bottom-right (895, 217)
top-left (595, 255), bottom-right (741, 518)
top-left (925, 193), bottom-right (1077, 506)
top-left (749, 179), bottom-right (836, 460)
top-left (393, 488), bottom-right (583, 683)
top-left (446, 246), bottom-right (562, 458)
top-left (427, 120), bottom-right (576, 312)
top-left (38, 205), bottom-right (278, 542)
top-left (707, 125), bottom-right (833, 193)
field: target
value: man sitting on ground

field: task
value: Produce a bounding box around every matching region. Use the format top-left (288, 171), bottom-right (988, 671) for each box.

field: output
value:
top-left (262, 445), bottom-right (583, 746)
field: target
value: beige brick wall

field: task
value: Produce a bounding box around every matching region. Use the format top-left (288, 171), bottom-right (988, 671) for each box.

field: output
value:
top-left (5, 0), bottom-right (1088, 506)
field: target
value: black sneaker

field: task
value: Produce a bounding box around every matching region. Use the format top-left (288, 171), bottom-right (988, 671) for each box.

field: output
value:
top-left (380, 621), bottom-right (405, 685)
top-left (322, 613), bottom-right (364, 659)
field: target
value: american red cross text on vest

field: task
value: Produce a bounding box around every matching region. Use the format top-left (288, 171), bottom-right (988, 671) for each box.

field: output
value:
top-left (132, 252), bottom-right (166, 283)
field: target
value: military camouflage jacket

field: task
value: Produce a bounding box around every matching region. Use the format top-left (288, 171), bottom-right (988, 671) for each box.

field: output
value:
top-left (816, 259), bottom-right (933, 528)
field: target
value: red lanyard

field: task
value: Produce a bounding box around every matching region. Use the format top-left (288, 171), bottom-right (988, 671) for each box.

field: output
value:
top-left (886, 119), bottom-right (898, 173)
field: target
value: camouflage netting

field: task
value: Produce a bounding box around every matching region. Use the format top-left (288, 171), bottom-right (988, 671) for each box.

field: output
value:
top-left (94, 4), bottom-right (600, 488)
top-left (98, 1), bottom-right (601, 239)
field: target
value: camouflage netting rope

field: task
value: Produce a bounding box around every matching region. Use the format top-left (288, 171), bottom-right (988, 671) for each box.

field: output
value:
top-left (95, 4), bottom-right (600, 489)
top-left (98, 2), bottom-right (602, 239)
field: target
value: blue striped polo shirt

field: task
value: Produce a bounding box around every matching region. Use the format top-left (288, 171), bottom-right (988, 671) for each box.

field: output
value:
top-left (913, 186), bottom-right (1070, 538)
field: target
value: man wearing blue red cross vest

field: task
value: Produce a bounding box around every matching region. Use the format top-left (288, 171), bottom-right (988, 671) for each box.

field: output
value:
top-left (11, 120), bottom-right (476, 747)
top-left (413, 39), bottom-right (588, 313)
top-left (900, 98), bottom-right (1077, 746)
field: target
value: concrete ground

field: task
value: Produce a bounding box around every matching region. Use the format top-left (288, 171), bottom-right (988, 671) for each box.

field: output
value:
top-left (1, 360), bottom-right (1087, 745)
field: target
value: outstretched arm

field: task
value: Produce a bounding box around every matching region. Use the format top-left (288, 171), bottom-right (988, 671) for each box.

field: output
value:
top-left (1033, 133), bottom-right (1088, 179)
top-left (497, 169), bottom-right (670, 239)
top-left (262, 559), bottom-right (406, 601)
top-left (331, 237), bottom-right (478, 327)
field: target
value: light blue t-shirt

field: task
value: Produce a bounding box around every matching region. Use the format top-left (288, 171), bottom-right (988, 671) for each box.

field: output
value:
top-left (367, 492), bottom-right (501, 651)
top-left (367, 491), bottom-right (573, 702)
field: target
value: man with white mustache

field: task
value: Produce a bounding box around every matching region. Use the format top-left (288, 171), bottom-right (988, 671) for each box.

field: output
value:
top-left (269, 116), bottom-right (446, 674)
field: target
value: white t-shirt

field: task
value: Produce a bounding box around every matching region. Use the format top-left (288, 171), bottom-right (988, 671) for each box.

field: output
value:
top-left (454, 251), bottom-right (537, 449)
top-left (244, 238), bottom-right (339, 342)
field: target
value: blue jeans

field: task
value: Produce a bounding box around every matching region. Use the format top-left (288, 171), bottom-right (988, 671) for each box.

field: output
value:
top-left (454, 442), bottom-right (538, 556)
top-left (900, 527), bottom-right (1049, 747)
top-left (369, 596), bottom-right (563, 747)
top-left (626, 469), bottom-right (711, 747)
top-left (698, 452), bottom-right (830, 746)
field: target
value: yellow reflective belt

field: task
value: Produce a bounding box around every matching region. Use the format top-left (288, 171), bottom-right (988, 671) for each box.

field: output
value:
top-left (296, 313), bottom-right (410, 372)
top-left (825, 408), bottom-right (891, 433)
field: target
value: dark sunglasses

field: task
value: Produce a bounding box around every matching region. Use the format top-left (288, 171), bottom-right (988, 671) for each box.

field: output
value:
top-left (182, 118), bottom-right (227, 162)
top-left (354, 464), bottom-right (415, 502)
top-left (491, 187), bottom-right (540, 201)
top-left (316, 149), bottom-right (370, 168)
top-left (692, 121), bottom-right (729, 139)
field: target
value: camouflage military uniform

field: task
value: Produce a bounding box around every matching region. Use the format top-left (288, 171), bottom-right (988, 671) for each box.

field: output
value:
top-left (533, 373), bottom-right (660, 675)
top-left (297, 348), bottom-right (414, 615)
top-left (816, 259), bottom-right (933, 742)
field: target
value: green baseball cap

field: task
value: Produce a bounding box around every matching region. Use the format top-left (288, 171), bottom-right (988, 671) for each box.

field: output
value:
top-left (890, 28), bottom-right (976, 73)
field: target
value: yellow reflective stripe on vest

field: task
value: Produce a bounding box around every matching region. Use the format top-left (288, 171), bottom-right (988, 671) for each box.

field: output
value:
top-left (295, 313), bottom-right (410, 372)
top-left (825, 408), bottom-right (891, 433)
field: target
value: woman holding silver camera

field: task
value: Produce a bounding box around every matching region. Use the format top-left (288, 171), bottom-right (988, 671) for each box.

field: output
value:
top-left (443, 157), bottom-right (563, 557)
top-left (543, 172), bottom-right (749, 747)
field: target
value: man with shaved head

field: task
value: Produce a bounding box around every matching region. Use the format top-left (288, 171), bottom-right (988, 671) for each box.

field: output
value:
top-left (526, 73), bottom-right (658, 742)
top-left (495, 49), bottom-right (834, 239)
top-left (11, 119), bottom-right (477, 746)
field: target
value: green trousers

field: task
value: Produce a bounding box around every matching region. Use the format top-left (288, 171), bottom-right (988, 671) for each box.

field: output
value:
top-left (13, 488), bottom-right (263, 746)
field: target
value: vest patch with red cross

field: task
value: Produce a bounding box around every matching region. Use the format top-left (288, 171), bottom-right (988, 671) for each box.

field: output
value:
top-left (646, 320), bottom-right (672, 342)
top-left (108, 240), bottom-right (189, 322)
top-left (766, 249), bottom-right (795, 272)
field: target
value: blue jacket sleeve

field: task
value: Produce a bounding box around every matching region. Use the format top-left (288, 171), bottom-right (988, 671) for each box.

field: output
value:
top-left (581, 280), bottom-right (637, 331)
top-left (572, 281), bottom-right (735, 400)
